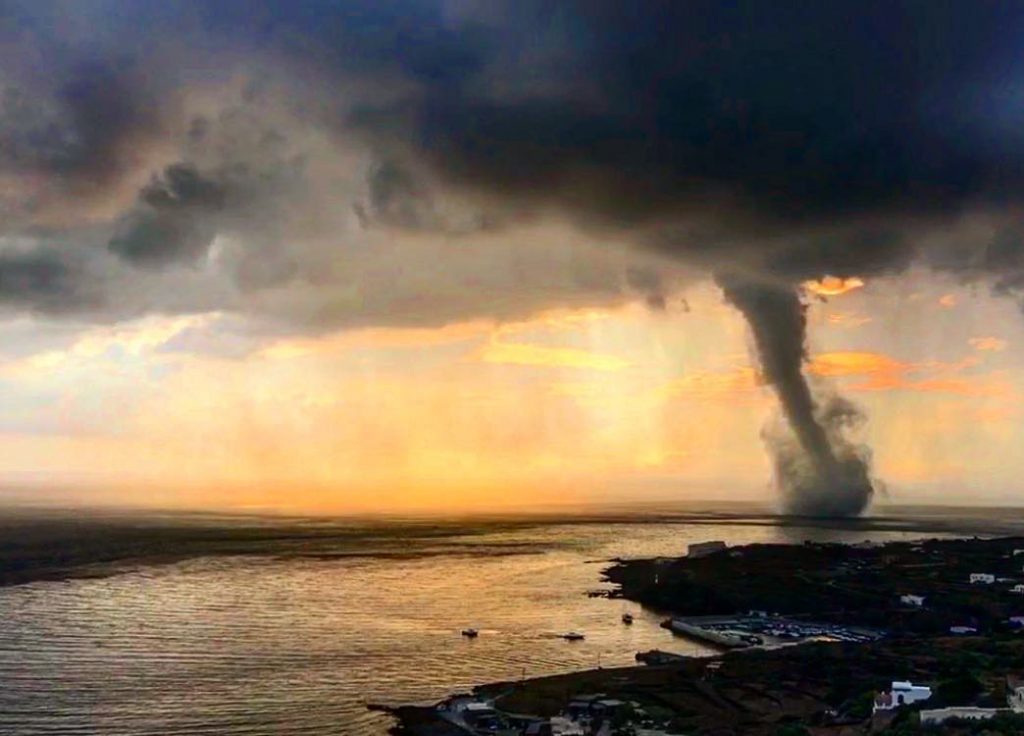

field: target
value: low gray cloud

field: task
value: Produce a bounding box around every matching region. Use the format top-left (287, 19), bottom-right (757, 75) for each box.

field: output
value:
top-left (109, 164), bottom-right (227, 266)
top-left (1, 62), bottom-right (153, 176)
top-left (0, 249), bottom-right (94, 315)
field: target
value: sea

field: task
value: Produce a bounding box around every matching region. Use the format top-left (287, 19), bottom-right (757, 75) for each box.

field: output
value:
top-left (0, 503), bottom-right (1020, 735)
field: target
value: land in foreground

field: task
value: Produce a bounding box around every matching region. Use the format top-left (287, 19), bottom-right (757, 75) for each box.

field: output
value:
top-left (390, 536), bottom-right (1024, 735)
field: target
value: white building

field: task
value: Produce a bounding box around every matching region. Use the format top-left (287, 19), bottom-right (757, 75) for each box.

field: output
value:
top-left (920, 707), bottom-right (1002, 726)
top-left (1009, 684), bottom-right (1024, 712)
top-left (900, 594), bottom-right (925, 607)
top-left (950, 625), bottom-right (979, 635)
top-left (970, 573), bottom-right (996, 584)
top-left (917, 680), bottom-right (1024, 725)
top-left (549, 717), bottom-right (586, 736)
top-left (1013, 584), bottom-right (1024, 594)
top-left (873, 681), bottom-right (933, 712)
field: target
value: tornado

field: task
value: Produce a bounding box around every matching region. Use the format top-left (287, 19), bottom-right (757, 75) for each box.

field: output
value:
top-left (717, 274), bottom-right (874, 517)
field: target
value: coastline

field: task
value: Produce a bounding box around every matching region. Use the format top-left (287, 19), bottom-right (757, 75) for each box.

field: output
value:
top-left (386, 534), bottom-right (1024, 734)
top-left (2, 506), bottom-right (1020, 589)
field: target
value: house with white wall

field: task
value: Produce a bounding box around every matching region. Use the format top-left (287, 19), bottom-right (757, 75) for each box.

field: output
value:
top-left (1009, 683), bottom-right (1024, 712)
top-left (970, 573), bottom-right (996, 584)
top-left (917, 679), bottom-right (1024, 724)
top-left (917, 678), bottom-right (1024, 725)
top-left (873, 681), bottom-right (932, 712)
top-left (920, 707), bottom-right (1002, 726)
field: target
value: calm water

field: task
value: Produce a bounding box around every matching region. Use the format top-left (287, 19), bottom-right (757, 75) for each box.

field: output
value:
top-left (0, 507), bottom-right (1014, 735)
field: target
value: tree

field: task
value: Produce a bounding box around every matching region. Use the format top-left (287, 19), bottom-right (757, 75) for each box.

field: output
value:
top-left (934, 673), bottom-right (984, 706)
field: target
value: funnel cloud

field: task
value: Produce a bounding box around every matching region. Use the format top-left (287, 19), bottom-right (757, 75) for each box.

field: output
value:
top-left (718, 275), bottom-right (874, 516)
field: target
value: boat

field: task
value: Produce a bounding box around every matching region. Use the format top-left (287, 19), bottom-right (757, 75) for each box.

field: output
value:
top-left (461, 628), bottom-right (479, 638)
top-left (561, 631), bottom-right (585, 641)
top-left (621, 613), bottom-right (634, 625)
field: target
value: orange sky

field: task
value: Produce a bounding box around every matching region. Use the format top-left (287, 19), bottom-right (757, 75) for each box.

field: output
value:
top-left (1, 271), bottom-right (1022, 512)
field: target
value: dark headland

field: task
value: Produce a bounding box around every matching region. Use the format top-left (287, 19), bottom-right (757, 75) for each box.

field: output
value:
top-left (388, 535), bottom-right (1024, 735)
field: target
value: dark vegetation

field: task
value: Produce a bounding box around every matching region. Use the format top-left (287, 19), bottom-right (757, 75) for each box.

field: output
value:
top-left (605, 537), bottom-right (1024, 636)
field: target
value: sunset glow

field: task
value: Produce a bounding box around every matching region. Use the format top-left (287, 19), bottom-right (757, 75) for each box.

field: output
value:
top-left (0, 271), bottom-right (1020, 511)
top-left (803, 276), bottom-right (866, 297)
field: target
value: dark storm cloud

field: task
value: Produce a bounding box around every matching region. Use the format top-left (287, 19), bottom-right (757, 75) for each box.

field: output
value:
top-left (7, 0), bottom-right (1024, 276)
top-left (312, 1), bottom-right (1024, 302)
top-left (108, 103), bottom-right (310, 277)
top-left (208, 0), bottom-right (1024, 291)
top-left (354, 160), bottom-right (437, 230)
top-left (0, 60), bottom-right (162, 191)
top-left (2, 2), bottom-right (1022, 219)
top-left (388, 2), bottom-right (1024, 225)
top-left (0, 250), bottom-right (93, 314)
top-left (109, 164), bottom-right (226, 266)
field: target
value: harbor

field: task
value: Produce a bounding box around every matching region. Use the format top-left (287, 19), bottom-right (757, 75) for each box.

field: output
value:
top-left (665, 613), bottom-right (885, 649)
top-left (390, 535), bottom-right (1024, 735)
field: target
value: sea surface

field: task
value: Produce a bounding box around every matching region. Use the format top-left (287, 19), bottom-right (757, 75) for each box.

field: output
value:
top-left (0, 504), bottom-right (1019, 735)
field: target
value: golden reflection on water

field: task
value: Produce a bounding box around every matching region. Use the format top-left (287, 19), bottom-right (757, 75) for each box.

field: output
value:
top-left (0, 519), bottom-right (962, 735)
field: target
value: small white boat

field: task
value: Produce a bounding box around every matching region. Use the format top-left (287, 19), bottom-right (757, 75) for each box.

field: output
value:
top-left (561, 631), bottom-right (585, 641)
top-left (622, 613), bottom-right (634, 625)
top-left (461, 628), bottom-right (479, 638)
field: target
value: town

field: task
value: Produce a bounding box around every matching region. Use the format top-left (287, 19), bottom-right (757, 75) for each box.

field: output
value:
top-left (390, 536), bottom-right (1024, 735)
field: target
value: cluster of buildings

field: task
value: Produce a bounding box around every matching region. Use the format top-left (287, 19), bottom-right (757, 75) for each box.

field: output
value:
top-left (896, 564), bottom-right (1024, 632)
top-left (436, 693), bottom-right (676, 736)
top-left (969, 557), bottom-right (1024, 592)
